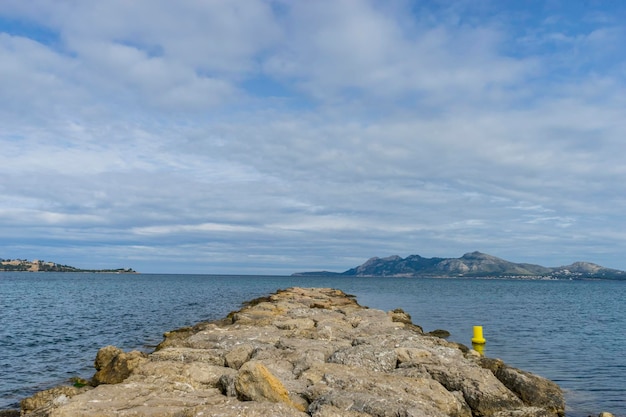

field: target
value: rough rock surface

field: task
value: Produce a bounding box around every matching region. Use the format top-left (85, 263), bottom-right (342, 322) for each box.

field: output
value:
top-left (92, 345), bottom-right (148, 385)
top-left (21, 287), bottom-right (565, 417)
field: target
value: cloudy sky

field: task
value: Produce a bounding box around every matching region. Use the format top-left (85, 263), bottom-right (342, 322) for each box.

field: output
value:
top-left (1, 0), bottom-right (625, 274)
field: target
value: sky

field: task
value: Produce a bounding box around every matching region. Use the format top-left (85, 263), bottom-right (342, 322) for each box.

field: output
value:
top-left (1, 0), bottom-right (626, 274)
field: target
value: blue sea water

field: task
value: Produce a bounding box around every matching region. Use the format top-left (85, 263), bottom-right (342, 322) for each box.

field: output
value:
top-left (0, 273), bottom-right (624, 416)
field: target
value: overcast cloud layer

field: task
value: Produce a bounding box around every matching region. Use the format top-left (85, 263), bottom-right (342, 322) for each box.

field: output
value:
top-left (1, 0), bottom-right (626, 274)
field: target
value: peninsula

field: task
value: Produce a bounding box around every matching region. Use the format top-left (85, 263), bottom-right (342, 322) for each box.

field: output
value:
top-left (18, 287), bottom-right (569, 417)
top-left (293, 251), bottom-right (626, 280)
top-left (0, 258), bottom-right (136, 273)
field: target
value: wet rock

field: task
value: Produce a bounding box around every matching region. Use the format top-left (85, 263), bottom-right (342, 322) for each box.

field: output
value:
top-left (428, 329), bottom-right (452, 338)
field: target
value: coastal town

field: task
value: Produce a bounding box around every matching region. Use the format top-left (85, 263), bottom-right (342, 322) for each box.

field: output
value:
top-left (0, 258), bottom-right (136, 273)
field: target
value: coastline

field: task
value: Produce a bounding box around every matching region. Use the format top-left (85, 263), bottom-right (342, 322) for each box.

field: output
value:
top-left (0, 258), bottom-right (136, 273)
top-left (14, 287), bottom-right (576, 417)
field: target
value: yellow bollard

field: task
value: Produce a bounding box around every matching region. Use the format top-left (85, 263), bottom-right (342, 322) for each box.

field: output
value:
top-left (471, 325), bottom-right (486, 344)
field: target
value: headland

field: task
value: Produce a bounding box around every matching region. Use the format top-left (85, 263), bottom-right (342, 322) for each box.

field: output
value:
top-left (0, 258), bottom-right (136, 273)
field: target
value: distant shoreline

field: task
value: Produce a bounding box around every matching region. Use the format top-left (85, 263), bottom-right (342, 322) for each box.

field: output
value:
top-left (0, 258), bottom-right (137, 274)
top-left (0, 270), bottom-right (138, 274)
top-left (291, 272), bottom-right (617, 281)
top-left (293, 251), bottom-right (626, 280)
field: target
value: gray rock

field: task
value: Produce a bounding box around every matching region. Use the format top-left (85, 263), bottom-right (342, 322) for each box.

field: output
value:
top-left (421, 362), bottom-right (525, 416)
top-left (193, 400), bottom-right (310, 416)
top-left (328, 343), bottom-right (398, 373)
top-left (478, 357), bottom-right (565, 416)
top-left (224, 343), bottom-right (255, 369)
top-left (150, 346), bottom-right (226, 365)
top-left (492, 406), bottom-right (561, 417)
top-left (303, 362), bottom-right (471, 417)
top-left (132, 360), bottom-right (236, 389)
top-left (218, 372), bottom-right (238, 397)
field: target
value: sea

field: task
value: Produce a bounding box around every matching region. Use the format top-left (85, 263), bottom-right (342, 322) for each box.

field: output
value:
top-left (0, 272), bottom-right (624, 416)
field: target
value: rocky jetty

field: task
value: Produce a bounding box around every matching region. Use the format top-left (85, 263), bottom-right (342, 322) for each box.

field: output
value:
top-left (20, 287), bottom-right (565, 417)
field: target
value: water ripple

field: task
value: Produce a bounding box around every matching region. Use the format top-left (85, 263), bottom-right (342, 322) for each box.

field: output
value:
top-left (1, 273), bottom-right (624, 416)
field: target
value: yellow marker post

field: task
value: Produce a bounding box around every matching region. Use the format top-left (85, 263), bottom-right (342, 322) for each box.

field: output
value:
top-left (471, 325), bottom-right (486, 355)
top-left (471, 326), bottom-right (486, 344)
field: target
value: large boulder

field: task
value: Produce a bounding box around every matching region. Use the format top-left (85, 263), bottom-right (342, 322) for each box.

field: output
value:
top-left (92, 346), bottom-right (148, 385)
top-left (418, 362), bottom-right (525, 416)
top-left (234, 360), bottom-right (306, 411)
top-left (20, 386), bottom-right (89, 416)
top-left (478, 358), bottom-right (565, 416)
top-left (302, 362), bottom-right (472, 417)
top-left (224, 343), bottom-right (255, 370)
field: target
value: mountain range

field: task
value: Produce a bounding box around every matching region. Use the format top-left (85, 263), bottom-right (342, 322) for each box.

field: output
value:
top-left (293, 251), bottom-right (626, 280)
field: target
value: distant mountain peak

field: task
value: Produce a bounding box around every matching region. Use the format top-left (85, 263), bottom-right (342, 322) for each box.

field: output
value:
top-left (559, 261), bottom-right (604, 274)
top-left (461, 251), bottom-right (498, 260)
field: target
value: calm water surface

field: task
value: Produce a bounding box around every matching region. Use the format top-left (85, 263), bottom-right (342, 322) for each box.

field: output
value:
top-left (1, 273), bottom-right (624, 416)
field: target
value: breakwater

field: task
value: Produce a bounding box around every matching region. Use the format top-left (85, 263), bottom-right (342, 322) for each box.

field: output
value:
top-left (19, 287), bottom-right (568, 417)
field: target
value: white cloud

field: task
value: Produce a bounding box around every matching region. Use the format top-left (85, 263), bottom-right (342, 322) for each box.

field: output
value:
top-left (264, 1), bottom-right (537, 105)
